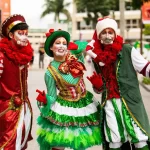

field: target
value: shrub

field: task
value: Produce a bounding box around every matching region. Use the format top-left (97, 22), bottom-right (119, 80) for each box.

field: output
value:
top-left (142, 77), bottom-right (150, 85)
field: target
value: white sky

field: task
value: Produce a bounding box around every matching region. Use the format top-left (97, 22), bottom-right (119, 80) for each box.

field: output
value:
top-left (11, 0), bottom-right (72, 29)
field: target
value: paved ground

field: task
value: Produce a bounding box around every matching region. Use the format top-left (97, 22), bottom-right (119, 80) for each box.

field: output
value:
top-left (26, 61), bottom-right (150, 150)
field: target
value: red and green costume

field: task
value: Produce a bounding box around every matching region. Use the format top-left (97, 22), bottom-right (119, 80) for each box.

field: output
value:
top-left (0, 38), bottom-right (33, 150)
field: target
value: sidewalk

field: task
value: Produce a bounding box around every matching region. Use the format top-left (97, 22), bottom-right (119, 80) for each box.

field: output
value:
top-left (138, 74), bottom-right (150, 92)
top-left (30, 53), bottom-right (52, 70)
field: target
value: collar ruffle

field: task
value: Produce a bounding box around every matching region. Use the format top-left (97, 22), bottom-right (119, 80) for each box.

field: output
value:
top-left (93, 35), bottom-right (124, 99)
top-left (0, 38), bottom-right (33, 65)
top-left (93, 35), bottom-right (123, 66)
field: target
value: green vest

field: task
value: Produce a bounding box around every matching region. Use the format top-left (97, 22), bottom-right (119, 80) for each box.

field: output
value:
top-left (94, 43), bottom-right (150, 137)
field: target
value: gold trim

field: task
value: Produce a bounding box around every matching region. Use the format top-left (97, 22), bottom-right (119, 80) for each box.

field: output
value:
top-left (0, 67), bottom-right (24, 148)
top-left (46, 116), bottom-right (99, 127)
top-left (0, 106), bottom-right (12, 118)
top-left (101, 101), bottom-right (106, 107)
top-left (0, 66), bottom-right (32, 149)
top-left (0, 106), bottom-right (22, 149)
top-left (7, 21), bottom-right (23, 34)
top-left (19, 67), bottom-right (23, 100)
top-left (116, 60), bottom-right (149, 137)
top-left (48, 65), bottom-right (81, 86)
top-left (47, 65), bottom-right (86, 101)
top-left (122, 98), bottom-right (149, 136)
top-left (116, 60), bottom-right (120, 76)
top-left (48, 66), bottom-right (67, 92)
top-left (0, 95), bottom-right (22, 117)
top-left (58, 92), bottom-right (86, 102)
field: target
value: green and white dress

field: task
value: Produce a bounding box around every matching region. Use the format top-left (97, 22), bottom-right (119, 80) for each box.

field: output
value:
top-left (37, 55), bottom-right (102, 150)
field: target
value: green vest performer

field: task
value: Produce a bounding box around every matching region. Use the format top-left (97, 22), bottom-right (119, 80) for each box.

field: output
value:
top-left (86, 17), bottom-right (150, 150)
top-left (35, 29), bottom-right (102, 150)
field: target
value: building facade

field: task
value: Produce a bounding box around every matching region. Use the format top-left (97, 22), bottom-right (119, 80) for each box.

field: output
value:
top-left (71, 10), bottom-right (143, 43)
top-left (28, 9), bottom-right (147, 52)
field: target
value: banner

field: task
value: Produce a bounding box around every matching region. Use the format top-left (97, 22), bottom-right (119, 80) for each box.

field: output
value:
top-left (0, 0), bottom-right (10, 23)
top-left (142, 2), bottom-right (150, 24)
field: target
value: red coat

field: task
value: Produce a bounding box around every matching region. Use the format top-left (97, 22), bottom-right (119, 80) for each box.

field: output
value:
top-left (0, 52), bottom-right (33, 150)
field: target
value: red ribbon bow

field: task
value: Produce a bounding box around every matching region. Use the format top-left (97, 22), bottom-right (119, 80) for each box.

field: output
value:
top-left (58, 54), bottom-right (86, 78)
top-left (45, 29), bottom-right (54, 37)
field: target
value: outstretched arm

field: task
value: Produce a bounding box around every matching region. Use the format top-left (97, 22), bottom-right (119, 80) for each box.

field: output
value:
top-left (87, 71), bottom-right (104, 94)
top-left (36, 71), bottom-right (57, 116)
top-left (131, 47), bottom-right (150, 77)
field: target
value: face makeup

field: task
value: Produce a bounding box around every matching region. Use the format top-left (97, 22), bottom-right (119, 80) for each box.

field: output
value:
top-left (100, 28), bottom-right (115, 45)
top-left (51, 37), bottom-right (68, 57)
top-left (13, 30), bottom-right (28, 46)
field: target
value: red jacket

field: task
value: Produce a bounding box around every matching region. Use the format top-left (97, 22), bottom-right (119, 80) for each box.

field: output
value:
top-left (0, 52), bottom-right (33, 150)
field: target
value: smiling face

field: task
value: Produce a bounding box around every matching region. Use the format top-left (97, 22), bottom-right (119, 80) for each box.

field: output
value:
top-left (50, 37), bottom-right (68, 61)
top-left (9, 29), bottom-right (28, 46)
top-left (99, 28), bottom-right (115, 45)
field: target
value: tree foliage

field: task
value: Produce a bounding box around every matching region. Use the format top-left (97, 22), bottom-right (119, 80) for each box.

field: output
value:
top-left (143, 24), bottom-right (150, 35)
top-left (74, 0), bottom-right (150, 28)
top-left (108, 0), bottom-right (119, 11)
top-left (74, 0), bottom-right (110, 28)
top-left (41, 0), bottom-right (71, 23)
top-left (132, 0), bottom-right (150, 9)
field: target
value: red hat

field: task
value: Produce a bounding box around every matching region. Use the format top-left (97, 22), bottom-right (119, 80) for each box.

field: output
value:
top-left (68, 42), bottom-right (78, 50)
top-left (1, 14), bottom-right (26, 37)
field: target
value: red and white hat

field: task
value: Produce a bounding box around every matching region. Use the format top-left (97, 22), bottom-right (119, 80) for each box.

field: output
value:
top-left (96, 17), bottom-right (118, 39)
top-left (1, 14), bottom-right (26, 37)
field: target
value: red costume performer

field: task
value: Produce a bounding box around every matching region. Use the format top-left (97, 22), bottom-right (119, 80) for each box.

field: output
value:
top-left (0, 14), bottom-right (33, 150)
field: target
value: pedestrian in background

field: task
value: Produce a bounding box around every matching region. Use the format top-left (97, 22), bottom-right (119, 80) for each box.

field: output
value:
top-left (38, 42), bottom-right (45, 69)
top-left (86, 17), bottom-right (150, 150)
top-left (29, 47), bottom-right (34, 68)
top-left (0, 14), bottom-right (33, 149)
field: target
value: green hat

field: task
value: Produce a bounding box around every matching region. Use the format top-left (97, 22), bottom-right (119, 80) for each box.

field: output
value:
top-left (44, 29), bottom-right (70, 57)
top-left (70, 41), bottom-right (88, 55)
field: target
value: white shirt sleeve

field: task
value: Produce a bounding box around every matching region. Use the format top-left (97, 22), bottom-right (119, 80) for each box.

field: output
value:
top-left (131, 47), bottom-right (150, 77)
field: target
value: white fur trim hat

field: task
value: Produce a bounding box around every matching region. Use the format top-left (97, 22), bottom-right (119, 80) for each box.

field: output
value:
top-left (96, 18), bottom-right (118, 39)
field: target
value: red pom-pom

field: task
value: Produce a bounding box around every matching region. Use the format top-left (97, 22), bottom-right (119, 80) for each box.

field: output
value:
top-left (45, 29), bottom-right (55, 37)
top-left (14, 97), bottom-right (22, 107)
top-left (49, 29), bottom-right (54, 33)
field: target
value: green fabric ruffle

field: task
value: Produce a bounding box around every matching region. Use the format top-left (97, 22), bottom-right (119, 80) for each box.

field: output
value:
top-left (37, 120), bottom-right (102, 150)
top-left (38, 91), bottom-right (101, 127)
top-left (39, 109), bottom-right (100, 127)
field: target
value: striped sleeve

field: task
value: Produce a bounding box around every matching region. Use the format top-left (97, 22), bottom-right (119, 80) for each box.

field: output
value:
top-left (44, 70), bottom-right (57, 99)
top-left (131, 47), bottom-right (150, 77)
top-left (0, 55), bottom-right (4, 78)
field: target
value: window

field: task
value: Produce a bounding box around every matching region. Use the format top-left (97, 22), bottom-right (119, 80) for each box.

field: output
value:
top-left (35, 36), bottom-right (41, 38)
top-left (77, 22), bottom-right (81, 30)
top-left (126, 19), bottom-right (130, 24)
top-left (132, 19), bottom-right (136, 24)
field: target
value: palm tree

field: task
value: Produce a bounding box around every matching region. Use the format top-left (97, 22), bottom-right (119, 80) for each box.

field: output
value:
top-left (41, 0), bottom-right (71, 23)
top-left (74, 0), bottom-right (110, 28)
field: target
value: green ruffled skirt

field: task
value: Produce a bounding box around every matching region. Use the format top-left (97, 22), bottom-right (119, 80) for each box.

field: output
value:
top-left (37, 91), bottom-right (102, 150)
